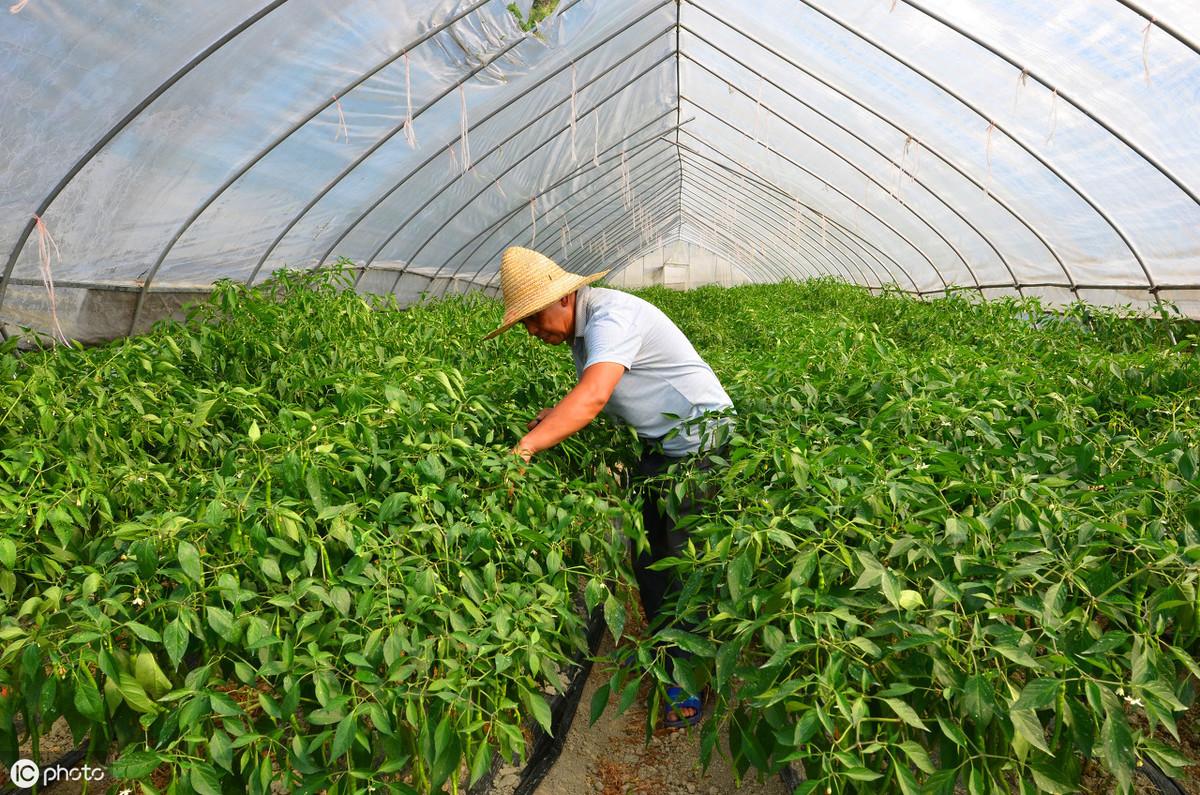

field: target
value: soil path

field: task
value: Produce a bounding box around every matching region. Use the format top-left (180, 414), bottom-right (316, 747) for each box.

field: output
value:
top-left (534, 637), bottom-right (791, 795)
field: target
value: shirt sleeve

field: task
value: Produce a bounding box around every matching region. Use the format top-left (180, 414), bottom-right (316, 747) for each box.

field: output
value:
top-left (583, 304), bottom-right (642, 370)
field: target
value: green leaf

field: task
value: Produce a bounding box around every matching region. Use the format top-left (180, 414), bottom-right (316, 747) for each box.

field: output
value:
top-left (603, 593), bottom-right (625, 641)
top-left (126, 621), bottom-right (162, 643)
top-left (590, 683), bottom-right (610, 726)
top-left (884, 697), bottom-right (928, 731)
top-left (727, 552), bottom-right (752, 602)
top-left (209, 729), bottom-right (234, 773)
top-left (0, 538), bottom-right (16, 569)
top-left (178, 540), bottom-right (203, 583)
top-left (522, 688), bottom-right (553, 735)
top-left (73, 676), bottom-right (105, 721)
top-left (1100, 710), bottom-right (1135, 792)
top-left (190, 762), bottom-right (223, 795)
top-left (938, 715), bottom-right (969, 748)
top-left (331, 713), bottom-right (357, 760)
top-left (899, 740), bottom-right (935, 774)
top-left (962, 674), bottom-right (994, 727)
top-left (109, 749), bottom-right (164, 779)
top-left (206, 606), bottom-right (235, 641)
top-left (134, 651), bottom-right (172, 698)
top-left (469, 742), bottom-right (493, 785)
top-left (248, 420), bottom-right (261, 443)
top-left (994, 644), bottom-right (1040, 669)
top-left (898, 589), bottom-right (924, 609)
top-left (164, 618), bottom-right (188, 668)
top-left (1010, 708), bottom-right (1051, 754)
top-left (1012, 678), bottom-right (1059, 711)
top-left (118, 673), bottom-right (159, 714)
top-left (655, 628), bottom-right (716, 658)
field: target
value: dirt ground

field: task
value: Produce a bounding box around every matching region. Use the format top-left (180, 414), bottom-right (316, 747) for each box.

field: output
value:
top-left (533, 637), bottom-right (791, 795)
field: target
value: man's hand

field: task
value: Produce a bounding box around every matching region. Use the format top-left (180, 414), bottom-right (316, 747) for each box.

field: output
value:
top-left (527, 408), bottom-right (552, 431)
top-left (512, 445), bottom-right (534, 464)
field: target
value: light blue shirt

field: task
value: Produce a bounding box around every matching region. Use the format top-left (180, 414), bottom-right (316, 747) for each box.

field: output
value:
top-left (571, 286), bottom-right (733, 456)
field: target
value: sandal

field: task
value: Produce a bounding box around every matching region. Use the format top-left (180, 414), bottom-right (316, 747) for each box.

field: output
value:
top-left (662, 686), bottom-right (704, 729)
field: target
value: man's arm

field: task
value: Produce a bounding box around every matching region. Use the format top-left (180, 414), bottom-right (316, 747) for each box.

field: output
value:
top-left (515, 361), bottom-right (625, 459)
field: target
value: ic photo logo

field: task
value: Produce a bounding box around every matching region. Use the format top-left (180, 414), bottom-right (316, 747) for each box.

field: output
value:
top-left (6, 757), bottom-right (105, 789)
top-left (8, 758), bottom-right (38, 788)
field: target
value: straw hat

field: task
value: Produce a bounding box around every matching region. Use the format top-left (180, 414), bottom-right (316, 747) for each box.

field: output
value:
top-left (482, 247), bottom-right (609, 340)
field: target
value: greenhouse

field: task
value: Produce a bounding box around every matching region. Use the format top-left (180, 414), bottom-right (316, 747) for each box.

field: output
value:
top-left (2, 0), bottom-right (1200, 793)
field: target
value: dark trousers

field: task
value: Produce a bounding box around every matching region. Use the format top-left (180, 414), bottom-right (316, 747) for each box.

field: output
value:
top-left (631, 446), bottom-right (722, 673)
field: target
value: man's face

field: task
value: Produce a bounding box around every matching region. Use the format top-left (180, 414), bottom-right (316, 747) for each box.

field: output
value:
top-left (521, 294), bottom-right (574, 345)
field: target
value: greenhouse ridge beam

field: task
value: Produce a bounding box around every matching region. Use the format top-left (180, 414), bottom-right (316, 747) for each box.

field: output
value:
top-left (770, 0), bottom-right (1158, 292)
top-left (429, 113), bottom-right (681, 285)
top-left (449, 116), bottom-right (681, 283)
top-left (427, 112), bottom-right (679, 287)
top-left (129, 0), bottom-right (581, 335)
top-left (682, 3), bottom-right (1079, 296)
top-left (676, 133), bottom-right (916, 295)
top-left (466, 141), bottom-right (681, 272)
top-left (365, 49), bottom-right (678, 278)
top-left (0, 0), bottom-right (300, 319)
top-left (352, 25), bottom-right (676, 289)
top-left (317, 1), bottom-right (677, 276)
top-left (487, 152), bottom-right (684, 276)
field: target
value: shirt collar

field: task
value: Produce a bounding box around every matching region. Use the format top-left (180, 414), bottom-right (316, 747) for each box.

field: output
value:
top-left (573, 285), bottom-right (591, 341)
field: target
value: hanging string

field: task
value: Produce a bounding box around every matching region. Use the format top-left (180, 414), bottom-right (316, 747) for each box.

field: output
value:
top-left (1142, 17), bottom-right (1156, 85)
top-left (619, 147), bottom-right (632, 210)
top-left (1045, 88), bottom-right (1059, 144)
top-left (332, 95), bottom-right (349, 143)
top-left (569, 62), bottom-right (578, 160)
top-left (984, 121), bottom-right (996, 197)
top-left (529, 196), bottom-right (538, 247)
top-left (592, 113), bottom-right (600, 168)
top-left (560, 224), bottom-right (570, 257)
top-left (32, 215), bottom-right (67, 345)
top-left (893, 135), bottom-right (913, 200)
top-left (1012, 68), bottom-right (1029, 115)
top-left (402, 53), bottom-right (417, 149)
top-left (458, 85), bottom-right (472, 175)
top-left (492, 176), bottom-right (508, 199)
top-left (9, 0), bottom-right (29, 12)
top-left (820, 213), bottom-right (828, 248)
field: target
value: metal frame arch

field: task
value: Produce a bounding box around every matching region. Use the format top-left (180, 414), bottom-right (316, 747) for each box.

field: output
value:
top-left (318, 2), bottom-right (678, 277)
top-left (426, 112), bottom-right (680, 287)
top-left (678, 153), bottom-right (884, 287)
top-left (681, 37), bottom-right (1021, 292)
top-left (676, 171), bottom-right (850, 282)
top-left (681, 97), bottom-right (950, 291)
top-left (551, 167), bottom-right (807, 283)
top-left (1111, 0), bottom-right (1200, 59)
top-left (371, 55), bottom-right (677, 279)
top-left (682, 2), bottom-right (1078, 294)
top-left (128, 0), bottom-right (563, 335)
top-left (360, 45), bottom-right (677, 283)
top-left (674, 131), bottom-right (923, 293)
top-left (769, 0), bottom-right (1159, 290)
top-left (0, 0), bottom-right (296, 320)
top-left (469, 144), bottom-right (681, 273)
top-left (894, 0), bottom-right (1200, 213)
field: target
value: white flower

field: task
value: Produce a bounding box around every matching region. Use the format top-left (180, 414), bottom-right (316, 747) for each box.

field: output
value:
top-left (311, 424), bottom-right (317, 431)
top-left (120, 789), bottom-right (133, 795)
top-left (1124, 695), bottom-right (1143, 707)
top-left (132, 596), bottom-right (145, 607)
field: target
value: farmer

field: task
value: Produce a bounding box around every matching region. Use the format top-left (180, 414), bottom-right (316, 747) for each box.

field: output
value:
top-left (484, 246), bottom-right (733, 728)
